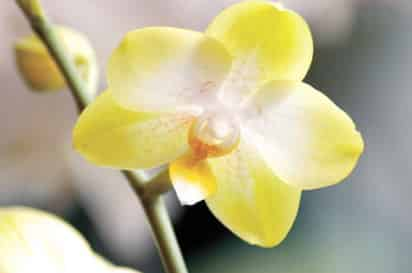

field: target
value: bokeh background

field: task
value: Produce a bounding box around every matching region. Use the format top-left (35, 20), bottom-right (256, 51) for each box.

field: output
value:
top-left (0, 0), bottom-right (411, 272)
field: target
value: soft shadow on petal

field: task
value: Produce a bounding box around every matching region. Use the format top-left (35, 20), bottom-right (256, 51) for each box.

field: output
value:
top-left (108, 27), bottom-right (232, 113)
top-left (242, 81), bottom-right (364, 190)
top-left (73, 90), bottom-right (194, 169)
top-left (206, 139), bottom-right (301, 247)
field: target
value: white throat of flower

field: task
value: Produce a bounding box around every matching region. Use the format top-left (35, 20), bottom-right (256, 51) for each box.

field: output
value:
top-left (189, 112), bottom-right (240, 159)
top-left (187, 51), bottom-right (262, 159)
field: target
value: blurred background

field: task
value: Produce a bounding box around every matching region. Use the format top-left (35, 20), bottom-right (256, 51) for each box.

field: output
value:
top-left (0, 0), bottom-right (411, 272)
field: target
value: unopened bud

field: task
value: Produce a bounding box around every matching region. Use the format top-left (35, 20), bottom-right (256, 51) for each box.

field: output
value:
top-left (14, 26), bottom-right (98, 94)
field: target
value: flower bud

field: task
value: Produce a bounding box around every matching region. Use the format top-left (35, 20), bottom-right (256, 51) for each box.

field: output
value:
top-left (14, 26), bottom-right (98, 94)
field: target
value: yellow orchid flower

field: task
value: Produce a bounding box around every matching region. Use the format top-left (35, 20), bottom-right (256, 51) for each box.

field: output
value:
top-left (73, 0), bottom-right (364, 247)
top-left (15, 26), bottom-right (98, 93)
top-left (0, 207), bottom-right (141, 273)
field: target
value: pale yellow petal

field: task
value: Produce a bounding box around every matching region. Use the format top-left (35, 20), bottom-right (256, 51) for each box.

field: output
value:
top-left (0, 207), bottom-right (97, 272)
top-left (107, 27), bottom-right (232, 112)
top-left (206, 1), bottom-right (313, 106)
top-left (242, 81), bottom-right (364, 189)
top-left (206, 140), bottom-right (301, 247)
top-left (73, 90), bottom-right (194, 169)
top-left (206, 0), bottom-right (313, 82)
top-left (169, 151), bottom-right (216, 205)
top-left (0, 207), bottom-right (140, 273)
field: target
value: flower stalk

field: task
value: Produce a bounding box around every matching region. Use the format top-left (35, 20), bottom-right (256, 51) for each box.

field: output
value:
top-left (16, 0), bottom-right (91, 110)
top-left (15, 1), bottom-right (187, 273)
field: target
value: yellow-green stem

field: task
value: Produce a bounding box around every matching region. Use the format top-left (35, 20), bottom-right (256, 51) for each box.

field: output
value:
top-left (15, 1), bottom-right (187, 273)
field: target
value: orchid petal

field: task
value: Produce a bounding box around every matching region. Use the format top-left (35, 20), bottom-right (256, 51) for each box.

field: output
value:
top-left (108, 27), bottom-right (232, 113)
top-left (206, 140), bottom-right (301, 247)
top-left (242, 81), bottom-right (364, 189)
top-left (73, 90), bottom-right (194, 169)
top-left (206, 1), bottom-right (313, 106)
top-left (0, 207), bottom-right (98, 272)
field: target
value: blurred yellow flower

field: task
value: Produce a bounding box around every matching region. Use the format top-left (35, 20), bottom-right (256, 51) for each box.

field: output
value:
top-left (0, 207), bottom-right (140, 273)
top-left (14, 26), bottom-right (98, 93)
top-left (73, 0), bottom-right (363, 247)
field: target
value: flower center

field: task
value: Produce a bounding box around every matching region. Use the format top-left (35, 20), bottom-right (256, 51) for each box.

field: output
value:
top-left (188, 112), bottom-right (240, 159)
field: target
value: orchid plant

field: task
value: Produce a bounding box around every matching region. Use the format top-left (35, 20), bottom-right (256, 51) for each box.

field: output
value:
top-left (10, 0), bottom-right (363, 273)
